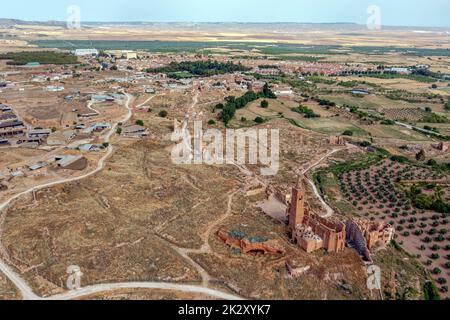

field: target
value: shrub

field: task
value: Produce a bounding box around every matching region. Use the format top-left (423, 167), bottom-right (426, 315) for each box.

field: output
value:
top-left (432, 268), bottom-right (442, 275)
top-left (254, 117), bottom-right (265, 124)
top-left (342, 130), bottom-right (354, 136)
top-left (260, 100), bottom-right (269, 108)
top-left (423, 282), bottom-right (441, 300)
top-left (431, 245), bottom-right (441, 251)
top-left (159, 110), bottom-right (168, 118)
top-left (0, 51), bottom-right (78, 65)
top-left (416, 150), bottom-right (426, 161)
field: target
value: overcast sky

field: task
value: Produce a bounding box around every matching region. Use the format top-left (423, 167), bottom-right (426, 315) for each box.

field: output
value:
top-left (1, 0), bottom-right (449, 27)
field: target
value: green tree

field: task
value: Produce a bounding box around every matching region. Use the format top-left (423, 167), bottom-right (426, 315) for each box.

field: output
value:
top-left (254, 117), bottom-right (265, 124)
top-left (416, 150), bottom-right (426, 161)
top-left (343, 130), bottom-right (354, 137)
top-left (158, 110), bottom-right (168, 118)
top-left (423, 282), bottom-right (441, 300)
top-left (136, 120), bottom-right (144, 126)
top-left (434, 186), bottom-right (444, 202)
top-left (260, 100), bottom-right (269, 108)
top-left (262, 83), bottom-right (277, 99)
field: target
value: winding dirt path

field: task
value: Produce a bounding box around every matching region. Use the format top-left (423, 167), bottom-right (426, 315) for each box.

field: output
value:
top-left (170, 190), bottom-right (239, 287)
top-left (302, 148), bottom-right (345, 218)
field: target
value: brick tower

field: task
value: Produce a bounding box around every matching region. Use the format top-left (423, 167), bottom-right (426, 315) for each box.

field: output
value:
top-left (288, 176), bottom-right (306, 232)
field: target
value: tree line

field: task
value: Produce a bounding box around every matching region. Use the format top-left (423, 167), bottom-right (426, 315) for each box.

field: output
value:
top-left (218, 83), bottom-right (276, 125)
top-left (149, 60), bottom-right (250, 78)
top-left (0, 51), bottom-right (78, 65)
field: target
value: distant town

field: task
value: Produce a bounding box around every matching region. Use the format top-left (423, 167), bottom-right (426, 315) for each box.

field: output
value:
top-left (0, 19), bottom-right (449, 302)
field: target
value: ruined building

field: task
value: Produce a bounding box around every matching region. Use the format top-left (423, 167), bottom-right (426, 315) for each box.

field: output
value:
top-left (287, 177), bottom-right (346, 253)
top-left (345, 219), bottom-right (394, 262)
top-left (218, 229), bottom-right (285, 255)
top-left (327, 136), bottom-right (347, 146)
top-left (438, 141), bottom-right (450, 152)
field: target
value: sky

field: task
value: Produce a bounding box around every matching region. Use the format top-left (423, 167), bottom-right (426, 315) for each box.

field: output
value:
top-left (1, 0), bottom-right (449, 27)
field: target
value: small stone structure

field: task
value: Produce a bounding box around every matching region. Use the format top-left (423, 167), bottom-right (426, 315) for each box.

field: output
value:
top-left (437, 141), bottom-right (450, 152)
top-left (327, 136), bottom-right (347, 146)
top-left (285, 260), bottom-right (311, 278)
top-left (218, 229), bottom-right (285, 255)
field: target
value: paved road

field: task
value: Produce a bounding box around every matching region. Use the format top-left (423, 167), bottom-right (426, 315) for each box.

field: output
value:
top-left (0, 260), bottom-right (39, 300)
top-left (0, 257), bottom-right (243, 300)
top-left (49, 282), bottom-right (243, 300)
top-left (306, 93), bottom-right (446, 139)
top-left (395, 121), bottom-right (445, 138)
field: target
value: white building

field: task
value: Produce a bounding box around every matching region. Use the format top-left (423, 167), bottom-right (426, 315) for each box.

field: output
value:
top-left (44, 85), bottom-right (65, 92)
top-left (387, 67), bottom-right (411, 75)
top-left (74, 49), bottom-right (99, 57)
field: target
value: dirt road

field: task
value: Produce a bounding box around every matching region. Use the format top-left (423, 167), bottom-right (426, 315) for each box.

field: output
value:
top-left (302, 148), bottom-right (346, 218)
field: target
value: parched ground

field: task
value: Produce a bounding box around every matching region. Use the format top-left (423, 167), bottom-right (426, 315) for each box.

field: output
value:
top-left (0, 134), bottom-right (241, 297)
top-left (0, 273), bottom-right (21, 300)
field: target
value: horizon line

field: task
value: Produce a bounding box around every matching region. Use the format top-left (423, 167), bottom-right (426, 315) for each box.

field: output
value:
top-left (1, 18), bottom-right (450, 29)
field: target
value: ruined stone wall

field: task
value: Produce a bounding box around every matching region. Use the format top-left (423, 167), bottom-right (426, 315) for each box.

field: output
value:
top-left (352, 219), bottom-right (394, 249)
top-left (303, 212), bottom-right (346, 253)
top-left (345, 220), bottom-right (372, 262)
top-left (438, 142), bottom-right (450, 152)
top-left (218, 229), bottom-right (285, 255)
top-left (299, 237), bottom-right (323, 253)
